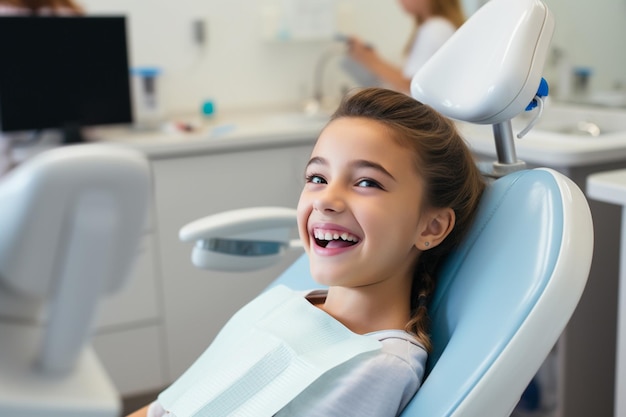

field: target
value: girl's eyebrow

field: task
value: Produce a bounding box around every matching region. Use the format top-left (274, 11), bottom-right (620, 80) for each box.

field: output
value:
top-left (354, 160), bottom-right (396, 181)
top-left (305, 156), bottom-right (326, 168)
top-left (305, 157), bottom-right (396, 181)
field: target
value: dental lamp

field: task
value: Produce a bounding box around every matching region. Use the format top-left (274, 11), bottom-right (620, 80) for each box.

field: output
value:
top-left (0, 144), bottom-right (151, 416)
top-left (180, 0), bottom-right (555, 272)
top-left (411, 0), bottom-right (554, 177)
top-left (179, 207), bottom-right (300, 271)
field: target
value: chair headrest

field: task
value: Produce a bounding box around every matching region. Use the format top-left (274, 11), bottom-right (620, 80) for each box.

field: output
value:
top-left (405, 168), bottom-right (592, 416)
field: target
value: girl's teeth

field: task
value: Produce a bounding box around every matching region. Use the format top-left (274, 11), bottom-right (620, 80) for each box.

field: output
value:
top-left (314, 229), bottom-right (358, 242)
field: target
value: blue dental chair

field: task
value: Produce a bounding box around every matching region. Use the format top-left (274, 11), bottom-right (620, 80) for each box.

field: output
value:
top-left (179, 0), bottom-right (594, 415)
top-left (181, 168), bottom-right (592, 417)
top-left (257, 167), bottom-right (592, 416)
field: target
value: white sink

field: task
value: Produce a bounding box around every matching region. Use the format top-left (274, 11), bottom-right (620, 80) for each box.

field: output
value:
top-left (457, 103), bottom-right (626, 167)
top-left (512, 103), bottom-right (626, 137)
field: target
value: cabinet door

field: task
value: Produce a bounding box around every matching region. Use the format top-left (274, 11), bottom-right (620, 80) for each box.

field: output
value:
top-left (93, 230), bottom-right (167, 396)
top-left (95, 233), bottom-right (160, 330)
top-left (93, 324), bottom-right (167, 396)
top-left (152, 143), bottom-right (313, 381)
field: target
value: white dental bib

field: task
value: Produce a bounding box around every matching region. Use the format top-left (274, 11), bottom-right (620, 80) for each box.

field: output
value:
top-left (158, 285), bottom-right (382, 417)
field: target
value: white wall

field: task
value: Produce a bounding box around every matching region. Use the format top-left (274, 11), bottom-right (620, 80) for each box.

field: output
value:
top-left (80, 0), bottom-right (624, 117)
top-left (545, 0), bottom-right (626, 93)
top-left (81, 0), bottom-right (413, 117)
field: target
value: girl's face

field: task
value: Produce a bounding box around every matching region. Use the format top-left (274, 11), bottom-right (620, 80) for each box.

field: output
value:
top-left (297, 117), bottom-right (430, 290)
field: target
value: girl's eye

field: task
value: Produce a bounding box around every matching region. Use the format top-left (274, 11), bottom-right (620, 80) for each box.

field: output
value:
top-left (356, 178), bottom-right (382, 189)
top-left (306, 174), bottom-right (326, 184)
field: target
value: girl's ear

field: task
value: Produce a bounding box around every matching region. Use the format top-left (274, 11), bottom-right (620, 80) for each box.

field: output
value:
top-left (415, 207), bottom-right (455, 250)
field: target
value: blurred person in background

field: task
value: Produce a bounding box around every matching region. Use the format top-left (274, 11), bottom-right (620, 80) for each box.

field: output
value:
top-left (345, 0), bottom-right (465, 94)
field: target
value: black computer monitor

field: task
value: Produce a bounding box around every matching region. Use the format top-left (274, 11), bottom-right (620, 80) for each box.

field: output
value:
top-left (0, 16), bottom-right (133, 144)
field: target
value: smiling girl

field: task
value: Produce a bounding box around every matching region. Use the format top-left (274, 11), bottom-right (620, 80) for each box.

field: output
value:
top-left (128, 88), bottom-right (485, 417)
top-left (299, 87), bottom-right (485, 351)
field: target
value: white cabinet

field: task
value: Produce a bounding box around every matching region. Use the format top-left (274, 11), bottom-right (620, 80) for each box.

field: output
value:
top-left (92, 324), bottom-right (166, 397)
top-left (92, 214), bottom-right (168, 396)
top-left (587, 170), bottom-right (626, 417)
top-left (96, 234), bottom-right (160, 329)
top-left (150, 142), bottom-right (313, 381)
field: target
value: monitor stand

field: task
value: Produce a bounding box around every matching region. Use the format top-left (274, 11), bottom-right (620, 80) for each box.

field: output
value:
top-left (62, 125), bottom-right (85, 145)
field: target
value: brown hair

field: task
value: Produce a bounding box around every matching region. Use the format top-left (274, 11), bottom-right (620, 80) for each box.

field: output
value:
top-left (0, 0), bottom-right (84, 13)
top-left (329, 87), bottom-right (485, 351)
top-left (427, 0), bottom-right (465, 28)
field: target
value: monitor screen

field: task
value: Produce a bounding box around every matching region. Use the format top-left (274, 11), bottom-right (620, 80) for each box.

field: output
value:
top-left (0, 16), bottom-right (132, 143)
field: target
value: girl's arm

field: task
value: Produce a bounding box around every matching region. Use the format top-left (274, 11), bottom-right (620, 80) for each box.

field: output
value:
top-left (125, 405), bottom-right (149, 417)
top-left (126, 401), bottom-right (165, 417)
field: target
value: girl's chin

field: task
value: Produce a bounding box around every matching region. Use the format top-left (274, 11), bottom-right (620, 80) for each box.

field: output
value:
top-left (310, 269), bottom-right (334, 285)
top-left (310, 269), bottom-right (349, 287)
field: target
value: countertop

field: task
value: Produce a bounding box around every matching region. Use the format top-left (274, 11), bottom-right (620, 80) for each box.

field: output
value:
top-left (587, 169), bottom-right (626, 205)
top-left (89, 103), bottom-right (626, 167)
top-left (89, 110), bottom-right (328, 159)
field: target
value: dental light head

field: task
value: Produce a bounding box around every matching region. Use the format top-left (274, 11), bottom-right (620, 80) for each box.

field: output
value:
top-left (179, 207), bottom-right (299, 272)
top-left (411, 0), bottom-right (554, 125)
top-left (411, 0), bottom-right (555, 176)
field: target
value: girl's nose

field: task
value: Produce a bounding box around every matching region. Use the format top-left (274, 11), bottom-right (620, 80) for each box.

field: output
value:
top-left (312, 184), bottom-right (346, 213)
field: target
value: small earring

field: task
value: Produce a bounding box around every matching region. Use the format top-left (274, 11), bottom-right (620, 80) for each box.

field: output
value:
top-left (424, 242), bottom-right (430, 248)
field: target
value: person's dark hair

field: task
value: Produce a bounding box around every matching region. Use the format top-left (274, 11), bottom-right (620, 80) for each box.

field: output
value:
top-left (0, 0), bottom-right (84, 13)
top-left (329, 87), bottom-right (486, 351)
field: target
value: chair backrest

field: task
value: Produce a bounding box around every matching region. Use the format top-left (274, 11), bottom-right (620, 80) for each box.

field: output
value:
top-left (0, 144), bottom-right (151, 374)
top-left (270, 168), bottom-right (593, 417)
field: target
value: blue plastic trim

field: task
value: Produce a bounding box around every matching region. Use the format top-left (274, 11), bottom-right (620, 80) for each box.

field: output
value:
top-left (525, 78), bottom-right (549, 111)
top-left (130, 66), bottom-right (162, 77)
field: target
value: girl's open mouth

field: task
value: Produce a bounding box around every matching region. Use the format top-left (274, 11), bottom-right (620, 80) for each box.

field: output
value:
top-left (313, 229), bottom-right (360, 249)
